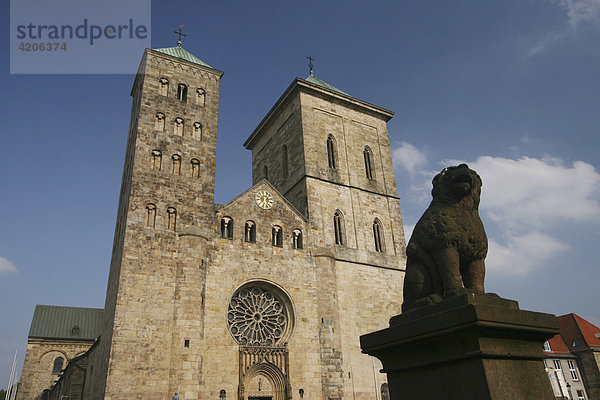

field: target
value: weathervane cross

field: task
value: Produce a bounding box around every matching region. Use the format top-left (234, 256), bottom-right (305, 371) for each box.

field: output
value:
top-left (307, 55), bottom-right (315, 75)
top-left (174, 25), bottom-right (186, 47)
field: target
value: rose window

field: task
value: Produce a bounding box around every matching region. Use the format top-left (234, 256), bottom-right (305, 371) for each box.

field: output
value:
top-left (228, 286), bottom-right (288, 346)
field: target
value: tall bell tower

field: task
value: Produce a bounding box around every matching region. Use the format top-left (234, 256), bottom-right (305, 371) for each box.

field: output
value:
top-left (85, 41), bottom-right (223, 398)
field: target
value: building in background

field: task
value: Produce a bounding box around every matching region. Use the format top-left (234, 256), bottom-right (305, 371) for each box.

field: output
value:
top-left (544, 313), bottom-right (600, 400)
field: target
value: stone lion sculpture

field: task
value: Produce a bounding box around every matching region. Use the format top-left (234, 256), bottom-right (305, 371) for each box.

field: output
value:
top-left (402, 164), bottom-right (488, 312)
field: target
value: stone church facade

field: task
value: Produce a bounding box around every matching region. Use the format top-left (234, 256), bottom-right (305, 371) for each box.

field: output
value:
top-left (19, 44), bottom-right (407, 400)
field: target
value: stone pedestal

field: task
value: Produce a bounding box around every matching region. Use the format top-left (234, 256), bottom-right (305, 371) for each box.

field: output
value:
top-left (360, 294), bottom-right (559, 400)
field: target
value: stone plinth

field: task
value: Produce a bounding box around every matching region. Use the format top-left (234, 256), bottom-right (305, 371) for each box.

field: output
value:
top-left (360, 294), bottom-right (559, 400)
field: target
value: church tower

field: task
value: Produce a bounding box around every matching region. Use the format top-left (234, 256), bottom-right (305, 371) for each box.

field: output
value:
top-left (85, 42), bottom-right (223, 398)
top-left (244, 67), bottom-right (406, 400)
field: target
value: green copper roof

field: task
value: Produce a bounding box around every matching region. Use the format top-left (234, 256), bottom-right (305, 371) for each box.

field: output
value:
top-left (305, 72), bottom-right (348, 95)
top-left (153, 44), bottom-right (212, 68)
top-left (29, 305), bottom-right (103, 340)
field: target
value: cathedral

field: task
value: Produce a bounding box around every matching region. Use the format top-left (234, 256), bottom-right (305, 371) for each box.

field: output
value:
top-left (17, 41), bottom-right (407, 400)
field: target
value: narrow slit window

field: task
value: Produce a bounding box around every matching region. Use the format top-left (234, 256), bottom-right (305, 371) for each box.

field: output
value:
top-left (327, 135), bottom-right (337, 169)
top-left (158, 78), bottom-right (169, 96)
top-left (172, 154), bottom-right (182, 175)
top-left (174, 117), bottom-right (184, 136)
top-left (373, 218), bottom-right (384, 252)
top-left (334, 210), bottom-right (345, 245)
top-left (166, 207), bottom-right (177, 231)
top-left (145, 203), bottom-right (157, 228)
top-left (193, 122), bottom-right (202, 140)
top-left (151, 150), bottom-right (162, 171)
top-left (196, 88), bottom-right (206, 106)
top-left (364, 146), bottom-right (374, 180)
top-left (263, 165), bottom-right (269, 181)
top-left (155, 112), bottom-right (165, 131)
top-left (190, 158), bottom-right (200, 178)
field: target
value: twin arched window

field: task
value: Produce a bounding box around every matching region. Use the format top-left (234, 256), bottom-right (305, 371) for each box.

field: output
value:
top-left (334, 210), bottom-right (345, 245)
top-left (327, 135), bottom-right (337, 169)
top-left (145, 204), bottom-right (177, 231)
top-left (293, 229), bottom-right (303, 249)
top-left (52, 356), bottom-right (64, 374)
top-left (272, 225), bottom-right (283, 247)
top-left (221, 217), bottom-right (234, 239)
top-left (364, 146), bottom-right (374, 180)
top-left (177, 83), bottom-right (188, 101)
top-left (245, 220), bottom-right (256, 242)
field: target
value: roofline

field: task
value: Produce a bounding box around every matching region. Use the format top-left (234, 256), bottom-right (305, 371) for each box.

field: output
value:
top-left (215, 179), bottom-right (307, 222)
top-left (244, 77), bottom-right (394, 150)
top-left (145, 48), bottom-right (224, 77)
top-left (28, 336), bottom-right (98, 341)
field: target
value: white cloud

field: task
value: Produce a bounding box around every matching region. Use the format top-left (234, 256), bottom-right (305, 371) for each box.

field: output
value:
top-left (487, 232), bottom-right (570, 276)
top-left (463, 156), bottom-right (600, 230)
top-left (0, 257), bottom-right (17, 275)
top-left (526, 0), bottom-right (600, 57)
top-left (559, 0), bottom-right (600, 27)
top-left (392, 142), bottom-right (427, 175)
top-left (403, 224), bottom-right (415, 243)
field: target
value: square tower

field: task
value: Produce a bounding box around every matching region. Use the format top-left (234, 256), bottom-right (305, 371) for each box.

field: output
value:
top-left (86, 45), bottom-right (223, 398)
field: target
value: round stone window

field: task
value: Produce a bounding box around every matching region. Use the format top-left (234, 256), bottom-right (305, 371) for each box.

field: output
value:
top-left (227, 284), bottom-right (293, 346)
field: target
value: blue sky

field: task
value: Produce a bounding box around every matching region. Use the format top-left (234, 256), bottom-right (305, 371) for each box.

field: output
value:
top-left (2, 0), bottom-right (600, 387)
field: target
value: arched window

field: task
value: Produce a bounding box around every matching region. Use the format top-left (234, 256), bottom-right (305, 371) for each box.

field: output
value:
top-left (292, 229), bottom-right (303, 249)
top-left (196, 88), bottom-right (206, 106)
top-left (171, 154), bottom-right (181, 175)
top-left (272, 225), bottom-right (283, 247)
top-left (364, 146), bottom-right (374, 180)
top-left (334, 210), bottom-right (345, 245)
top-left (381, 383), bottom-right (390, 400)
top-left (52, 356), bottom-right (64, 374)
top-left (373, 218), bottom-right (384, 252)
top-left (221, 217), bottom-right (233, 239)
top-left (190, 158), bottom-right (200, 178)
top-left (158, 78), bottom-right (169, 96)
top-left (263, 165), bottom-right (269, 181)
top-left (151, 150), bottom-right (162, 171)
top-left (282, 145), bottom-right (289, 179)
top-left (193, 122), bottom-right (202, 140)
top-left (174, 117), bottom-right (184, 136)
top-left (167, 207), bottom-right (177, 231)
top-left (245, 220), bottom-right (256, 243)
top-left (155, 112), bottom-right (165, 131)
top-left (177, 83), bottom-right (188, 101)
top-left (145, 203), bottom-right (156, 228)
top-left (327, 135), bottom-right (337, 169)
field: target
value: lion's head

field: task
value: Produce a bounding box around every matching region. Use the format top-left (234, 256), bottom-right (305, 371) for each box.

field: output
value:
top-left (431, 164), bottom-right (482, 206)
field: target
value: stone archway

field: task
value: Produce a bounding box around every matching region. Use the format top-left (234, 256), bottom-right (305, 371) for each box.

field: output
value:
top-left (241, 361), bottom-right (287, 400)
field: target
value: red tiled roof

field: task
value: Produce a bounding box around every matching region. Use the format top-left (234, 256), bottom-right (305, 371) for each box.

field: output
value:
top-left (558, 313), bottom-right (600, 351)
top-left (544, 333), bottom-right (571, 356)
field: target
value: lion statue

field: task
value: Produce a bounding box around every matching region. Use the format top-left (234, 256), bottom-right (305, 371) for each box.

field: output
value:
top-left (402, 164), bottom-right (488, 313)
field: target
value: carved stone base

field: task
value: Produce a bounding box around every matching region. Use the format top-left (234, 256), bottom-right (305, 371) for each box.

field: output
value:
top-left (360, 294), bottom-right (559, 400)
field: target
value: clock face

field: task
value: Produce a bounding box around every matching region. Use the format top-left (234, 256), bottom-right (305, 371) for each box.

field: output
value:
top-left (255, 190), bottom-right (274, 209)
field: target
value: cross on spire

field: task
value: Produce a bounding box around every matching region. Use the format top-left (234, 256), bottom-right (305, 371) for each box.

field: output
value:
top-left (174, 25), bottom-right (186, 47)
top-left (307, 55), bottom-right (315, 75)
